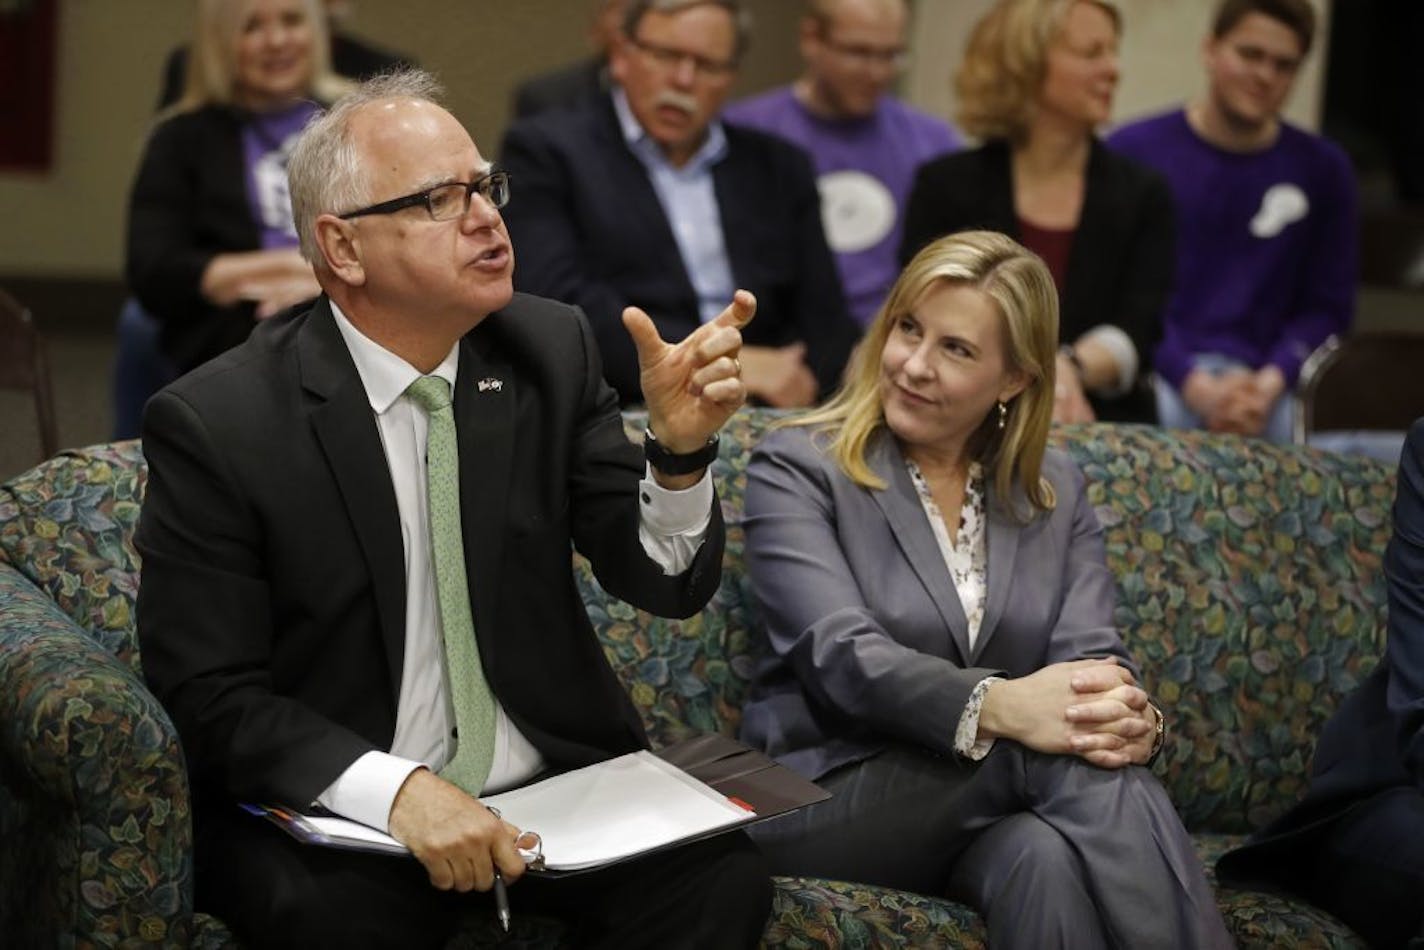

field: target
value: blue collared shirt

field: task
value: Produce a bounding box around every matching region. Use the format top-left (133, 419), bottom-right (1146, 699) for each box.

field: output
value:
top-left (612, 88), bottom-right (735, 324)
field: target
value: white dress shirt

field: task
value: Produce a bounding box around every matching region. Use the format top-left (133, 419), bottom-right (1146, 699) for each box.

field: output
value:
top-left (318, 303), bottom-right (713, 831)
top-left (904, 459), bottom-right (999, 761)
top-left (612, 88), bottom-right (734, 324)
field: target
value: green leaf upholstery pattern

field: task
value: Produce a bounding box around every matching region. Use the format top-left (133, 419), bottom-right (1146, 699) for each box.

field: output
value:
top-left (0, 442), bottom-right (147, 674)
top-left (1065, 423), bottom-right (1393, 834)
top-left (1, 415), bottom-right (1393, 946)
top-left (0, 444), bottom-right (231, 949)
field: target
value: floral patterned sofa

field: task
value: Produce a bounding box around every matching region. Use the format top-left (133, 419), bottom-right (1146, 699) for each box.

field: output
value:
top-left (0, 410), bottom-right (1393, 948)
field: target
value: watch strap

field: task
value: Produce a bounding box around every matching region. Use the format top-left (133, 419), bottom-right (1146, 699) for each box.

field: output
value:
top-left (643, 429), bottom-right (719, 476)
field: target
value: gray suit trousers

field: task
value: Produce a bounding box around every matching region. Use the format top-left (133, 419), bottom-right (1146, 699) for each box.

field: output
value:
top-left (749, 743), bottom-right (1231, 950)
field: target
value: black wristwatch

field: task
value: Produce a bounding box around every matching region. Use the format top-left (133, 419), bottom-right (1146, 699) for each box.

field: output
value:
top-left (643, 428), bottom-right (719, 476)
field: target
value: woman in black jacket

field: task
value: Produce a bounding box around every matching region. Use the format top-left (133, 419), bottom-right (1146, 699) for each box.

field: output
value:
top-left (126, 0), bottom-right (348, 375)
top-left (902, 0), bottom-right (1173, 424)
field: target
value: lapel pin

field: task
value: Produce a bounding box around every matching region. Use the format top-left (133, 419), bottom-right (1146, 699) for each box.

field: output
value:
top-left (477, 377), bottom-right (504, 393)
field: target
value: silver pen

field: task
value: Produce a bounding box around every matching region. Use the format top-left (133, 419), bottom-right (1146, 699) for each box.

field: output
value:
top-left (486, 805), bottom-right (512, 932)
top-left (492, 869), bottom-right (511, 932)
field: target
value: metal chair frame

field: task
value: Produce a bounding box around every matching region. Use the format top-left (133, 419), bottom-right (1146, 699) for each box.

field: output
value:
top-left (1294, 331), bottom-right (1424, 444)
top-left (0, 285), bottom-right (59, 462)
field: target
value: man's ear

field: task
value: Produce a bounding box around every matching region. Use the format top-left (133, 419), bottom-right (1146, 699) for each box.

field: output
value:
top-left (314, 214), bottom-right (365, 287)
top-left (1200, 33), bottom-right (1217, 72)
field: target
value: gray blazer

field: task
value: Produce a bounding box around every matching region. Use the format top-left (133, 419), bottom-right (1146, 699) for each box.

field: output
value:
top-left (741, 425), bottom-right (1134, 780)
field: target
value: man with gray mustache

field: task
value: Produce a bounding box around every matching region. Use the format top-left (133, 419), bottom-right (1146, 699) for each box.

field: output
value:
top-left (501, 0), bottom-right (859, 409)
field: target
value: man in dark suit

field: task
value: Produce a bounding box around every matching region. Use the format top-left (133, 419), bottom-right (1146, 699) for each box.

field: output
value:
top-left (500, 0), bottom-right (859, 408)
top-left (136, 67), bottom-right (770, 949)
top-left (1219, 419), bottom-right (1424, 948)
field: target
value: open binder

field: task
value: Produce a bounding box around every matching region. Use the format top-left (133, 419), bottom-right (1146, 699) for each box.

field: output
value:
top-left (242, 733), bottom-right (828, 875)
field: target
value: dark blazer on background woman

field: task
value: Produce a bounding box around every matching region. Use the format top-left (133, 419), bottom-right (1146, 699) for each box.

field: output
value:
top-left (127, 105), bottom-right (318, 373)
top-left (900, 140), bottom-right (1174, 422)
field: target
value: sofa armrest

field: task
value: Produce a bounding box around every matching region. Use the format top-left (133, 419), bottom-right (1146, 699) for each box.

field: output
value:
top-left (0, 563), bottom-right (202, 945)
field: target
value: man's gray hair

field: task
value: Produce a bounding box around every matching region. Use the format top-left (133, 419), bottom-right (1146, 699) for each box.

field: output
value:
top-left (621, 0), bottom-right (753, 61)
top-left (287, 68), bottom-right (447, 267)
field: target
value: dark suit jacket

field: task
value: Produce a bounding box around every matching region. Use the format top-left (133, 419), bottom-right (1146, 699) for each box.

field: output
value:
top-left (900, 140), bottom-right (1175, 423)
top-left (1218, 418), bottom-right (1424, 889)
top-left (499, 95), bottom-right (859, 405)
top-left (511, 57), bottom-right (610, 120)
top-left (136, 293), bottom-right (725, 814)
top-left (740, 426), bottom-right (1134, 780)
top-left (126, 105), bottom-right (290, 373)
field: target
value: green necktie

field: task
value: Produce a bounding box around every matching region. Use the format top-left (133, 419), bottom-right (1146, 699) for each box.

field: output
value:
top-left (405, 375), bottom-right (496, 795)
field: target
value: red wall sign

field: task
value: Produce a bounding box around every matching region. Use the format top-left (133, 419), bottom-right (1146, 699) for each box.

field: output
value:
top-left (0, 0), bottom-right (59, 172)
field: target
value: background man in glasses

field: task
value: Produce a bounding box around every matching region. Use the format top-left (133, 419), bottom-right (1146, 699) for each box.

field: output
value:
top-left (135, 68), bottom-right (770, 948)
top-left (501, 0), bottom-right (859, 409)
top-left (725, 0), bottom-right (960, 329)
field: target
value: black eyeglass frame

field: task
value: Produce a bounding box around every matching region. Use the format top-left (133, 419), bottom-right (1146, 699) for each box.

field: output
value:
top-left (338, 168), bottom-right (512, 221)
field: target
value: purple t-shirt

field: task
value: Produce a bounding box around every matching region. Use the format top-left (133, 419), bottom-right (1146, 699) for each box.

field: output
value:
top-left (242, 100), bottom-right (320, 249)
top-left (725, 88), bottom-right (960, 327)
top-left (1108, 108), bottom-right (1357, 388)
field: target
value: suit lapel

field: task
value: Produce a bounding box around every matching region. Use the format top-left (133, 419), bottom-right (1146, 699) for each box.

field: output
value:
top-left (985, 142), bottom-right (1022, 238)
top-left (595, 100), bottom-right (697, 301)
top-left (865, 433), bottom-right (974, 662)
top-left (973, 480), bottom-right (1024, 663)
top-left (711, 140), bottom-right (752, 288)
top-left (299, 299), bottom-right (407, 700)
top-left (1061, 139), bottom-right (1111, 319)
top-left (453, 330), bottom-right (515, 668)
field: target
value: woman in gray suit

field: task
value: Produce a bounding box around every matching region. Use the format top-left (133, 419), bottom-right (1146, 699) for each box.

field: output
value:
top-left (742, 231), bottom-right (1229, 949)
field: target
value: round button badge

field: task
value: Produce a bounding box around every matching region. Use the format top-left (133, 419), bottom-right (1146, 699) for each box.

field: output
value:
top-left (817, 170), bottom-right (896, 254)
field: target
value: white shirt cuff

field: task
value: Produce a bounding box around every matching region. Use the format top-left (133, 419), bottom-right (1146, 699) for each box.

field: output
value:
top-left (1078, 324), bottom-right (1139, 397)
top-left (954, 676), bottom-right (1002, 761)
top-left (637, 463), bottom-right (713, 575)
top-left (316, 750), bottom-right (426, 833)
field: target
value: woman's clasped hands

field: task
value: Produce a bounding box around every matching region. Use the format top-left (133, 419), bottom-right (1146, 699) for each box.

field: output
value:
top-left (979, 657), bottom-right (1156, 768)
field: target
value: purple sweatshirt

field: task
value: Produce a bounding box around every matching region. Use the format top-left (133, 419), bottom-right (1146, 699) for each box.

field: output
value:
top-left (725, 88), bottom-right (959, 327)
top-left (1108, 109), bottom-right (1356, 388)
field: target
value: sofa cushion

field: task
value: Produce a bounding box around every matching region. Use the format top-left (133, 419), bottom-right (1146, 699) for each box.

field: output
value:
top-left (0, 441), bottom-right (148, 675)
top-left (0, 562), bottom-right (210, 946)
top-left (764, 877), bottom-right (986, 948)
top-left (577, 410), bottom-right (776, 747)
top-left (1070, 424), bottom-right (1394, 833)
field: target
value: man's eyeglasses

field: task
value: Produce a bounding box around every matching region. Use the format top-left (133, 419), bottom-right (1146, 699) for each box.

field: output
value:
top-left (339, 168), bottom-right (512, 222)
top-left (1230, 42), bottom-right (1301, 78)
top-left (628, 36), bottom-right (737, 79)
top-left (818, 34), bottom-right (908, 70)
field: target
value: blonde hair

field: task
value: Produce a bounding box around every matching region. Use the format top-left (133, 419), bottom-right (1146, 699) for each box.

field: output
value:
top-left (789, 230), bottom-right (1059, 518)
top-left (954, 0), bottom-right (1120, 142)
top-left (173, 0), bottom-right (349, 114)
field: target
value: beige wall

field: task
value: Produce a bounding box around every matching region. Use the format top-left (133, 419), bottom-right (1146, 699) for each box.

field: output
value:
top-left (0, 0), bottom-right (1341, 280)
top-left (905, 0), bottom-right (1330, 138)
top-left (0, 0), bottom-right (800, 280)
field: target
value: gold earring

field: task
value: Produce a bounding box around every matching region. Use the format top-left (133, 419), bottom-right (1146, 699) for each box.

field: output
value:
top-left (996, 401), bottom-right (1007, 430)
